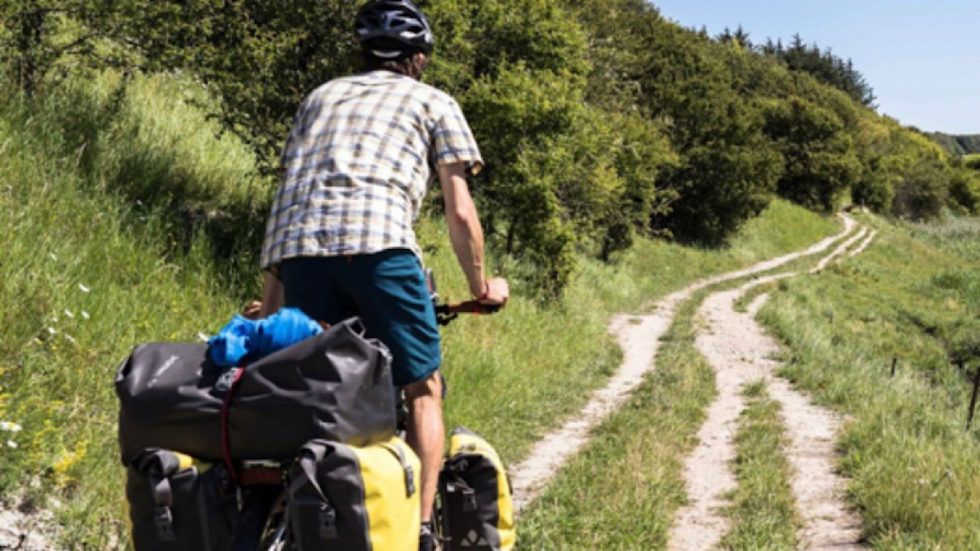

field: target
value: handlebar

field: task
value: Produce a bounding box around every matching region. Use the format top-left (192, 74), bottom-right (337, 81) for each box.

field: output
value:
top-left (434, 300), bottom-right (501, 325)
top-left (426, 268), bottom-right (501, 325)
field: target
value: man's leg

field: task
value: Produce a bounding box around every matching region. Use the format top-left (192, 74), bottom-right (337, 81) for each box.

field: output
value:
top-left (402, 370), bottom-right (445, 524)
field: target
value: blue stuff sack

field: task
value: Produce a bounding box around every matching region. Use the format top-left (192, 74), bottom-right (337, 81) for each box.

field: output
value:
top-left (208, 307), bottom-right (323, 367)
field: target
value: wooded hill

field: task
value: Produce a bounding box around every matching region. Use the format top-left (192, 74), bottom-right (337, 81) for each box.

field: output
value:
top-left (2, 0), bottom-right (978, 298)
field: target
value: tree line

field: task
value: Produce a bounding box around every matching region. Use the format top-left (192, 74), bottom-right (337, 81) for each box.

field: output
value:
top-left (2, 0), bottom-right (978, 297)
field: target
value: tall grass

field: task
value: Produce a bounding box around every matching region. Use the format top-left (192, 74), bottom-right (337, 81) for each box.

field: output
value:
top-left (719, 382), bottom-right (797, 550)
top-left (0, 76), bottom-right (249, 547)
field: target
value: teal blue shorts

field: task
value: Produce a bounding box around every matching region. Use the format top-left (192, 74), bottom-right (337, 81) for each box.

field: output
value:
top-left (279, 250), bottom-right (442, 387)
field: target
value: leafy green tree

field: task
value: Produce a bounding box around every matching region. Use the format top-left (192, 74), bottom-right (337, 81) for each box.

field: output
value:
top-left (634, 17), bottom-right (781, 244)
top-left (761, 34), bottom-right (875, 107)
top-left (124, 0), bottom-right (360, 169)
top-left (762, 96), bottom-right (862, 212)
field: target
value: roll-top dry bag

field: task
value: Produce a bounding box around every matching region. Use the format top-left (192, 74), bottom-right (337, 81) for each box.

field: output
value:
top-left (116, 317), bottom-right (396, 464)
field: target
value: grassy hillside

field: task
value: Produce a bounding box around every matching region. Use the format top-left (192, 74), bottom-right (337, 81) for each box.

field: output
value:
top-left (930, 132), bottom-right (980, 156)
top-left (0, 71), bottom-right (844, 548)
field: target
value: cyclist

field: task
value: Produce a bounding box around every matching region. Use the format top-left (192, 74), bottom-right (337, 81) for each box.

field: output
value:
top-left (256, 1), bottom-right (508, 548)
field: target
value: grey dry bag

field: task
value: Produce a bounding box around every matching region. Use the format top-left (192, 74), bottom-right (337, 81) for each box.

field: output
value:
top-left (115, 317), bottom-right (396, 464)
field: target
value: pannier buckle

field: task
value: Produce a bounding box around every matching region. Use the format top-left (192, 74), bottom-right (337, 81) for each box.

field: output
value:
top-left (215, 367), bottom-right (240, 392)
top-left (153, 506), bottom-right (177, 542)
top-left (462, 487), bottom-right (477, 512)
top-left (318, 506), bottom-right (338, 539)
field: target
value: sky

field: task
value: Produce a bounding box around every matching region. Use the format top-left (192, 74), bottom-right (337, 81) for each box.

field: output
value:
top-left (650, 0), bottom-right (980, 135)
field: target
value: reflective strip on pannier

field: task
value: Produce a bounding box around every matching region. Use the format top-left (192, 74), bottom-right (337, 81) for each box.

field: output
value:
top-left (288, 436), bottom-right (421, 551)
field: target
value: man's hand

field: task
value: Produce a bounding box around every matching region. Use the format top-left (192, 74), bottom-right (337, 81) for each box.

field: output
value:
top-left (241, 300), bottom-right (263, 320)
top-left (478, 277), bottom-right (509, 306)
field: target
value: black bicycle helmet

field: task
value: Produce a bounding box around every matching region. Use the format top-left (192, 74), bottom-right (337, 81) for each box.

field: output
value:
top-left (355, 0), bottom-right (434, 58)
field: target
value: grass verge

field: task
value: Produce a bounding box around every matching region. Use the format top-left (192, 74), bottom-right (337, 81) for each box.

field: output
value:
top-left (719, 381), bottom-right (797, 550)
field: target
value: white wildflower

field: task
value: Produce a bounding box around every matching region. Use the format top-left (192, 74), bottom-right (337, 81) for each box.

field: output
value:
top-left (6, 440), bottom-right (17, 449)
top-left (51, 315), bottom-right (59, 323)
top-left (64, 334), bottom-right (77, 344)
top-left (81, 311), bottom-right (90, 320)
top-left (64, 309), bottom-right (74, 318)
top-left (197, 332), bottom-right (210, 342)
top-left (78, 283), bottom-right (90, 293)
top-left (0, 421), bottom-right (23, 432)
top-left (49, 253), bottom-right (57, 261)
top-left (46, 327), bottom-right (57, 335)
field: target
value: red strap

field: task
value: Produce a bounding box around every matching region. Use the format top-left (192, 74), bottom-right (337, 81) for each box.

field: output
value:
top-left (239, 468), bottom-right (283, 486)
top-left (221, 367), bottom-right (245, 483)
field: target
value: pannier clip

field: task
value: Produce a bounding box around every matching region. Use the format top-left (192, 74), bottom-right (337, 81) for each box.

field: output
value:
top-left (153, 505), bottom-right (177, 542)
top-left (318, 505), bottom-right (338, 539)
top-left (215, 367), bottom-right (242, 393)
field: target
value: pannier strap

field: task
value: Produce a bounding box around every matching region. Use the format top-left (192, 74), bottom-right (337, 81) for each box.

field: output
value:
top-left (219, 367), bottom-right (245, 483)
top-left (380, 441), bottom-right (416, 497)
top-left (138, 450), bottom-right (182, 542)
top-left (293, 441), bottom-right (339, 540)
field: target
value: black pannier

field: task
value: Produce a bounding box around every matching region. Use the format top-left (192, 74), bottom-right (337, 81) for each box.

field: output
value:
top-left (437, 427), bottom-right (515, 551)
top-left (125, 449), bottom-right (237, 551)
top-left (116, 317), bottom-right (396, 464)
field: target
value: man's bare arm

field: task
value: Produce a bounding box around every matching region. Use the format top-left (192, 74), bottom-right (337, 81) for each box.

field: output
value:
top-left (258, 270), bottom-right (284, 318)
top-left (438, 162), bottom-right (508, 303)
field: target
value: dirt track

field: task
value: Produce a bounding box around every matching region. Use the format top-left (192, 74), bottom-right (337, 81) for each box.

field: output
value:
top-left (511, 214), bottom-right (870, 549)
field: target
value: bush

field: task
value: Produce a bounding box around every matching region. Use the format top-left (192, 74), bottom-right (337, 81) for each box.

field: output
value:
top-left (948, 169), bottom-right (980, 214)
top-left (851, 157), bottom-right (894, 212)
top-left (891, 161), bottom-right (949, 220)
top-left (762, 96), bottom-right (861, 213)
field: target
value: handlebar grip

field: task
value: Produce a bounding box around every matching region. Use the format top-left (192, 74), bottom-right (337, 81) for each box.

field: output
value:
top-left (446, 301), bottom-right (501, 315)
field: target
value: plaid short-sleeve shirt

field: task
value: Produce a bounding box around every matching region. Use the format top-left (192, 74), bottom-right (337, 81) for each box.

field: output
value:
top-left (260, 70), bottom-right (483, 272)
